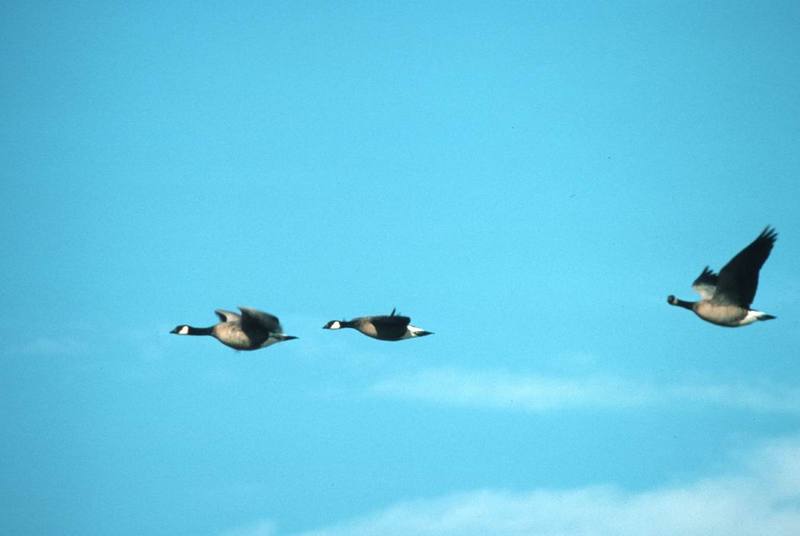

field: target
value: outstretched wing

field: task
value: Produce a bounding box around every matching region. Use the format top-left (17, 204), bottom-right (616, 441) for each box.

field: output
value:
top-left (691, 266), bottom-right (718, 300)
top-left (215, 309), bottom-right (241, 323)
top-left (713, 226), bottom-right (777, 307)
top-left (239, 306), bottom-right (283, 334)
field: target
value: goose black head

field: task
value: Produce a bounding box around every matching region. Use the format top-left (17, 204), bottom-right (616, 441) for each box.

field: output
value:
top-left (323, 320), bottom-right (343, 330)
top-left (667, 295), bottom-right (677, 305)
top-left (170, 325), bottom-right (190, 335)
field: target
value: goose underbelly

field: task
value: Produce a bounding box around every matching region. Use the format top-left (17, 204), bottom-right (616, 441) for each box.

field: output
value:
top-left (355, 322), bottom-right (381, 338)
top-left (213, 324), bottom-right (257, 350)
top-left (693, 302), bottom-right (747, 327)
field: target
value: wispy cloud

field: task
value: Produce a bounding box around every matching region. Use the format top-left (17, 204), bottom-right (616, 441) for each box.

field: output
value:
top-left (220, 520), bottom-right (277, 536)
top-left (13, 336), bottom-right (90, 357)
top-left (280, 436), bottom-right (800, 536)
top-left (9, 325), bottom-right (168, 361)
top-left (368, 368), bottom-right (800, 414)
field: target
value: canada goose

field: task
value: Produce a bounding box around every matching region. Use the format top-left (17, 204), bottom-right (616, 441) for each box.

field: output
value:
top-left (322, 308), bottom-right (433, 341)
top-left (170, 307), bottom-right (297, 350)
top-left (667, 226), bottom-right (777, 327)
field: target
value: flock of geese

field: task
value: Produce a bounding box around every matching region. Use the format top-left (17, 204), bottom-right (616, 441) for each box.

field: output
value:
top-left (171, 226), bottom-right (779, 351)
top-left (170, 307), bottom-right (433, 351)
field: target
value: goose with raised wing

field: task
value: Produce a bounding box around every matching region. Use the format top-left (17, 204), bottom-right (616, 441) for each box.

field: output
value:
top-left (171, 307), bottom-right (297, 350)
top-left (667, 227), bottom-right (778, 327)
top-left (323, 308), bottom-right (433, 341)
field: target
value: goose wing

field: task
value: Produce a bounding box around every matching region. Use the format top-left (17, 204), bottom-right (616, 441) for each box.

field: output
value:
top-left (215, 309), bottom-right (241, 323)
top-left (371, 314), bottom-right (410, 327)
top-left (712, 226), bottom-right (777, 307)
top-left (691, 266), bottom-right (718, 300)
top-left (369, 313), bottom-right (411, 338)
top-left (239, 306), bottom-right (283, 334)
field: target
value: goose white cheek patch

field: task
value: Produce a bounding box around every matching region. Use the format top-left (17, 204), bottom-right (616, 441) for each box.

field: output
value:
top-left (329, 321), bottom-right (341, 329)
top-left (178, 326), bottom-right (190, 335)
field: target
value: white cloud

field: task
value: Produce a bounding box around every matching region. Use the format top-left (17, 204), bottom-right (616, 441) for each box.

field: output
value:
top-left (287, 436), bottom-right (800, 536)
top-left (369, 368), bottom-right (800, 414)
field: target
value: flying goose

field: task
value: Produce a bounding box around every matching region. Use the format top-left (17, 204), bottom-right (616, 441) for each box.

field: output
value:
top-left (667, 226), bottom-right (777, 327)
top-left (170, 307), bottom-right (297, 350)
top-left (322, 308), bottom-right (433, 341)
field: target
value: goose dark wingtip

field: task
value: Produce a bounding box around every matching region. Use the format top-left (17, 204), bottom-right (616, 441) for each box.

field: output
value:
top-left (761, 226), bottom-right (778, 242)
top-left (697, 266), bottom-right (718, 279)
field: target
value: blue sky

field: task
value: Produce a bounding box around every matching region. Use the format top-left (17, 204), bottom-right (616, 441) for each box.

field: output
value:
top-left (3, 1), bottom-right (800, 535)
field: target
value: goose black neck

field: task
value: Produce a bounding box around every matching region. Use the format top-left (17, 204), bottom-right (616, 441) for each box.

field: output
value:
top-left (187, 326), bottom-right (214, 335)
top-left (670, 298), bottom-right (695, 311)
